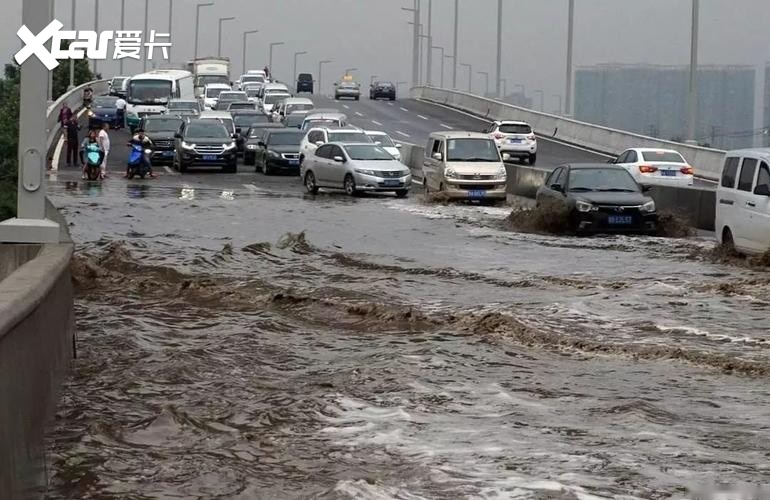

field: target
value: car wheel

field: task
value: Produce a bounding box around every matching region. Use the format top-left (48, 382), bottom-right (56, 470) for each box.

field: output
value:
top-left (395, 189), bottom-right (409, 198)
top-left (529, 153), bottom-right (537, 165)
top-left (304, 171), bottom-right (319, 194)
top-left (355, 96), bottom-right (360, 101)
top-left (722, 227), bottom-right (736, 252)
top-left (344, 174), bottom-right (360, 196)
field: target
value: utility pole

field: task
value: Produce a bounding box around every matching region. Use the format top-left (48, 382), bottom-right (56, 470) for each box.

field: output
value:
top-left (118, 0), bottom-right (125, 76)
top-left (242, 30), bottom-right (259, 76)
top-left (167, 0), bottom-right (173, 64)
top-left (217, 17), bottom-right (235, 58)
top-left (687, 0), bottom-right (700, 143)
top-left (93, 0), bottom-right (99, 76)
top-left (48, 0), bottom-right (54, 101)
top-left (565, 0), bottom-right (574, 115)
top-left (142, 0), bottom-right (149, 72)
top-left (0, 0), bottom-right (60, 242)
top-left (426, 0), bottom-right (433, 86)
top-left (194, 2), bottom-right (215, 60)
top-left (495, 0), bottom-right (502, 97)
top-left (401, 0), bottom-right (421, 89)
top-left (69, 0), bottom-right (76, 88)
top-left (318, 60), bottom-right (332, 96)
top-left (269, 42), bottom-right (285, 79)
top-left (452, 0), bottom-right (459, 89)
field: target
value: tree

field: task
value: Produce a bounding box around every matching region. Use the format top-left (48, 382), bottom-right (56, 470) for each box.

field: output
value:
top-left (52, 41), bottom-right (94, 100)
top-left (0, 66), bottom-right (20, 220)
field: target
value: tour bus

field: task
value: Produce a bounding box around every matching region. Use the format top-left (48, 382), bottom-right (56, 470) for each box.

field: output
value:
top-left (125, 70), bottom-right (195, 131)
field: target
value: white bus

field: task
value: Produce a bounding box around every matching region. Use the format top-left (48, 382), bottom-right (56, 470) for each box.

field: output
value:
top-left (125, 69), bottom-right (194, 130)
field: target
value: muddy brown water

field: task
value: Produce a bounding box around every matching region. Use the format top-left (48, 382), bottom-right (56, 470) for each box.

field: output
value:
top-left (45, 178), bottom-right (770, 499)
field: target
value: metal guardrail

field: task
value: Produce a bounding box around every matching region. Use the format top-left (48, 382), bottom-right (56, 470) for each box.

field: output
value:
top-left (46, 80), bottom-right (109, 157)
top-left (411, 86), bottom-right (727, 181)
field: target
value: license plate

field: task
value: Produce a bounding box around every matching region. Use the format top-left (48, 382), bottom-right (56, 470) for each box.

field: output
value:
top-left (660, 170), bottom-right (676, 177)
top-left (508, 138), bottom-right (522, 143)
top-left (289, 159), bottom-right (299, 166)
top-left (382, 179), bottom-right (400, 187)
top-left (467, 189), bottom-right (486, 199)
top-left (162, 150), bottom-right (174, 157)
top-left (608, 215), bottom-right (633, 225)
top-left (202, 154), bottom-right (218, 161)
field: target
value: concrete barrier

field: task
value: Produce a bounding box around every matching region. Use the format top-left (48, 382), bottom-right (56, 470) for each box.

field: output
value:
top-left (411, 86), bottom-right (727, 181)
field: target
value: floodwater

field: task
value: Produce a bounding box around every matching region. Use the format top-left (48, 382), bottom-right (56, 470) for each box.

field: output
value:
top-left (45, 177), bottom-right (770, 499)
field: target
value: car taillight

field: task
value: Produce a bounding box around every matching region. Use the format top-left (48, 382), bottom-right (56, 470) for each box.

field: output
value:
top-left (494, 133), bottom-right (505, 140)
top-left (639, 165), bottom-right (658, 174)
top-left (680, 165), bottom-right (694, 175)
top-left (527, 134), bottom-right (536, 141)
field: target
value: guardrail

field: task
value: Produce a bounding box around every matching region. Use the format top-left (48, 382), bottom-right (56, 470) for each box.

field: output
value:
top-left (411, 86), bottom-right (727, 181)
top-left (0, 79), bottom-right (100, 499)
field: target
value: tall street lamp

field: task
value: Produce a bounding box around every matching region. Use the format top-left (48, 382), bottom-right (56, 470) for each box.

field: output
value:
top-left (495, 0), bottom-right (503, 97)
top-left (533, 89), bottom-right (544, 112)
top-left (344, 68), bottom-right (358, 76)
top-left (460, 63), bottom-right (472, 93)
top-left (553, 94), bottom-right (563, 114)
top-left (269, 42), bottom-right (285, 79)
top-left (93, 0), bottom-right (99, 75)
top-left (687, 0), bottom-right (700, 142)
top-left (69, 0), bottom-right (77, 88)
top-left (432, 46), bottom-right (444, 88)
top-left (401, 0), bottom-right (420, 88)
top-left (293, 51), bottom-right (308, 87)
top-left (425, 0), bottom-right (433, 86)
top-left (142, 0), bottom-right (150, 72)
top-left (565, 0), bottom-right (575, 115)
top-left (194, 2), bottom-right (215, 60)
top-left (167, 0), bottom-right (173, 64)
top-left (242, 29), bottom-right (259, 76)
top-left (452, 0), bottom-right (459, 89)
top-left (500, 77), bottom-right (507, 98)
top-left (318, 60), bottom-right (332, 96)
top-left (478, 71), bottom-right (489, 96)
top-left (217, 17), bottom-right (235, 58)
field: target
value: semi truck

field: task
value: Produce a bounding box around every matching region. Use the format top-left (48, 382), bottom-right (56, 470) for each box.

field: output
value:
top-left (187, 57), bottom-right (231, 98)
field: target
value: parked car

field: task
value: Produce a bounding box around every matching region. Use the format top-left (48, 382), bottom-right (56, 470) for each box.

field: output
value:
top-left (140, 115), bottom-right (184, 165)
top-left (299, 127), bottom-right (372, 164)
top-left (296, 73), bottom-right (314, 94)
top-left (109, 76), bottom-right (129, 97)
top-left (422, 132), bottom-right (508, 203)
top-left (87, 96), bottom-right (122, 129)
top-left (173, 119), bottom-right (238, 173)
top-left (369, 81), bottom-right (396, 100)
top-left (536, 163), bottom-right (658, 234)
top-left (610, 148), bottom-right (694, 187)
top-left (301, 143), bottom-right (411, 197)
top-left (484, 120), bottom-right (537, 165)
top-left (365, 131), bottom-right (402, 161)
top-left (715, 148), bottom-right (770, 254)
top-left (202, 83), bottom-right (231, 110)
top-left (166, 98), bottom-right (201, 117)
top-left (244, 124), bottom-right (286, 165)
top-left (334, 80), bottom-right (361, 100)
top-left (215, 91), bottom-right (248, 111)
top-left (253, 129), bottom-right (306, 175)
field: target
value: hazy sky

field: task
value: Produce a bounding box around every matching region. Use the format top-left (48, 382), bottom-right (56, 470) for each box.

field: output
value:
top-left (2, 0), bottom-right (769, 111)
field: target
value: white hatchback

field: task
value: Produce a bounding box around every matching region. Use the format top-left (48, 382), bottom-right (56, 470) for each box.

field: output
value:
top-left (612, 148), bottom-right (694, 186)
top-left (365, 131), bottom-right (402, 161)
top-left (715, 148), bottom-right (770, 255)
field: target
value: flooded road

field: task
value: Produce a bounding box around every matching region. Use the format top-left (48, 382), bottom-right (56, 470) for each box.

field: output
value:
top-left (46, 168), bottom-right (770, 499)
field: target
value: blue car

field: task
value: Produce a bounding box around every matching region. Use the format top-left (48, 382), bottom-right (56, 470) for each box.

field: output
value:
top-left (87, 96), bottom-right (122, 129)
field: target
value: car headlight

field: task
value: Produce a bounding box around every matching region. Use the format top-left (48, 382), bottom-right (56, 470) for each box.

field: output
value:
top-left (181, 141), bottom-right (196, 150)
top-left (445, 167), bottom-right (458, 179)
top-left (576, 200), bottom-right (597, 213)
top-left (246, 144), bottom-right (257, 150)
top-left (496, 166), bottom-right (507, 180)
top-left (355, 169), bottom-right (376, 176)
top-left (223, 142), bottom-right (237, 150)
top-left (268, 150), bottom-right (280, 158)
top-left (640, 200), bottom-right (656, 213)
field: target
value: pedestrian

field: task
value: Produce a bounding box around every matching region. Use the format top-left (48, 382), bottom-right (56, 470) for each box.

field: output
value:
top-left (97, 123), bottom-right (111, 179)
top-left (83, 86), bottom-right (93, 107)
top-left (115, 95), bottom-right (127, 129)
top-left (64, 115), bottom-right (80, 167)
top-left (58, 103), bottom-right (73, 130)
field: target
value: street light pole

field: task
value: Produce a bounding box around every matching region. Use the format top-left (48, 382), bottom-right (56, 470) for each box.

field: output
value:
top-left (269, 42), bottom-right (285, 79)
top-left (495, 0), bottom-right (502, 97)
top-left (93, 0), bottom-right (99, 76)
top-left (242, 30), bottom-right (258, 76)
top-left (500, 78), bottom-right (507, 98)
top-left (217, 17), bottom-right (235, 58)
top-left (553, 94), bottom-right (562, 114)
top-left (533, 89), bottom-right (544, 112)
top-left (565, 0), bottom-right (575, 115)
top-left (318, 60), bottom-right (332, 96)
top-left (142, 0), bottom-right (149, 72)
top-left (452, 0), bottom-right (459, 89)
top-left (687, 0), bottom-right (700, 142)
top-left (426, 0), bottom-right (433, 86)
top-left (194, 2), bottom-right (215, 60)
top-left (167, 0), bottom-right (173, 64)
top-left (478, 71), bottom-right (489, 96)
top-left (432, 46), bottom-right (444, 88)
top-left (69, 0), bottom-right (76, 89)
top-left (461, 63), bottom-right (472, 92)
top-left (293, 51), bottom-right (308, 89)
top-left (344, 68), bottom-right (358, 76)
top-left (401, 0), bottom-right (420, 88)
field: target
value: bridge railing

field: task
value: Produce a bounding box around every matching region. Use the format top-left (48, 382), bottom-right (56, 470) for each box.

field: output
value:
top-left (411, 86), bottom-right (726, 181)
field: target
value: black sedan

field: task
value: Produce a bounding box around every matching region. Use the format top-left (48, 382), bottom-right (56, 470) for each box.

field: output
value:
top-left (244, 123), bottom-right (286, 166)
top-left (87, 96), bottom-right (122, 129)
top-left (370, 81), bottom-right (396, 101)
top-left (536, 164), bottom-right (657, 234)
top-left (140, 116), bottom-right (184, 165)
top-left (254, 129), bottom-right (305, 175)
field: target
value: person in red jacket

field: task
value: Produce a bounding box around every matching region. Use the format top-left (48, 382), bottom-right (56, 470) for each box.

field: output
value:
top-left (58, 103), bottom-right (73, 130)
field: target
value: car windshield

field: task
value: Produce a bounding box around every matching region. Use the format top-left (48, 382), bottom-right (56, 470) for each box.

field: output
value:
top-left (168, 101), bottom-right (198, 110)
top-left (369, 134), bottom-right (395, 147)
top-left (377, 82), bottom-right (394, 88)
top-left (286, 115), bottom-right (305, 127)
top-left (184, 123), bottom-right (230, 139)
top-left (245, 89), bottom-right (260, 97)
top-left (197, 75), bottom-right (229, 87)
top-left (219, 92), bottom-right (247, 102)
top-left (568, 168), bottom-right (640, 192)
top-left (128, 80), bottom-right (171, 104)
top-left (144, 119), bottom-right (182, 133)
top-left (93, 97), bottom-right (117, 108)
top-left (112, 78), bottom-right (126, 87)
top-left (446, 138), bottom-right (500, 161)
top-left (499, 123), bottom-right (532, 134)
top-left (233, 114), bottom-right (267, 127)
top-left (200, 118), bottom-right (234, 133)
top-left (264, 94), bottom-right (291, 105)
top-left (206, 87), bottom-right (226, 98)
top-left (298, 74), bottom-right (312, 82)
top-left (241, 76), bottom-right (264, 84)
top-left (345, 145), bottom-right (394, 161)
top-left (328, 132), bottom-right (372, 143)
top-left (641, 151), bottom-right (686, 163)
top-left (249, 127), bottom-right (273, 138)
top-left (268, 132), bottom-right (305, 146)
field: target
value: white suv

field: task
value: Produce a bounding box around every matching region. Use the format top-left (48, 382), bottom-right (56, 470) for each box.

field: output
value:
top-left (485, 120), bottom-right (537, 165)
top-left (299, 127), bottom-right (372, 164)
top-left (715, 148), bottom-right (770, 254)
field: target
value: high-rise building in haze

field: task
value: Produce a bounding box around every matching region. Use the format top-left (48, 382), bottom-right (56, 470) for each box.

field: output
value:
top-left (764, 64), bottom-right (770, 147)
top-left (574, 64), bottom-right (756, 150)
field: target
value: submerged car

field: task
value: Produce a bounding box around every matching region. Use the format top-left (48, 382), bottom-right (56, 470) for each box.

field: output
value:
top-left (301, 143), bottom-right (412, 197)
top-left (536, 163), bottom-right (658, 234)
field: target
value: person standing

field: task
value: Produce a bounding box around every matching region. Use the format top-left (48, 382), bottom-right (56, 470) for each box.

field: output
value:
top-left (58, 103), bottom-right (73, 130)
top-left (97, 123), bottom-right (111, 179)
top-left (115, 96), bottom-right (127, 129)
top-left (64, 115), bottom-right (80, 167)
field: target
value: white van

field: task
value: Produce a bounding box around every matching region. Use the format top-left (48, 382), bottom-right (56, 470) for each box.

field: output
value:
top-left (715, 148), bottom-right (770, 254)
top-left (422, 131), bottom-right (508, 202)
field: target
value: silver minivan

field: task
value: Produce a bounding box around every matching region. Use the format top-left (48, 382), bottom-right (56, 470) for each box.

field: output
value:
top-left (422, 131), bottom-right (508, 202)
top-left (715, 148), bottom-right (770, 254)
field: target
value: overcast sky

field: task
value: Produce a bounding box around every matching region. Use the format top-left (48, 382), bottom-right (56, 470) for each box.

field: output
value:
top-left (2, 0), bottom-right (769, 111)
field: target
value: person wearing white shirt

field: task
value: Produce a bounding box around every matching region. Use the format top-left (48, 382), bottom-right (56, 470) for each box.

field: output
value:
top-left (98, 123), bottom-right (111, 178)
top-left (115, 97), bottom-right (127, 129)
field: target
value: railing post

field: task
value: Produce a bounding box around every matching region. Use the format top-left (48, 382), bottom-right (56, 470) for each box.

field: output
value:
top-left (0, 0), bottom-right (61, 243)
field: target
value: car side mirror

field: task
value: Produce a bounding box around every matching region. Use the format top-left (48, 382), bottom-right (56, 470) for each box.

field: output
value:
top-left (395, 143), bottom-right (402, 149)
top-left (235, 128), bottom-right (242, 134)
top-left (258, 141), bottom-right (266, 147)
top-left (174, 133), bottom-right (182, 139)
top-left (333, 156), bottom-right (345, 163)
top-left (432, 152), bottom-right (443, 161)
top-left (550, 183), bottom-right (564, 193)
top-left (754, 184), bottom-right (770, 196)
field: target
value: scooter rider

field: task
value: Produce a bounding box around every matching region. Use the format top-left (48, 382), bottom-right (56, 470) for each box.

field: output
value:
top-left (79, 129), bottom-right (105, 179)
top-left (124, 128), bottom-right (156, 178)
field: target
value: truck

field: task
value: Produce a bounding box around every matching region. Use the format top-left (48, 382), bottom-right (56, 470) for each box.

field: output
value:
top-left (187, 57), bottom-right (231, 98)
